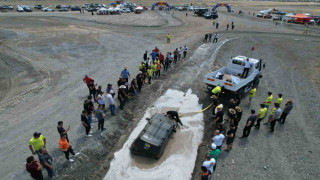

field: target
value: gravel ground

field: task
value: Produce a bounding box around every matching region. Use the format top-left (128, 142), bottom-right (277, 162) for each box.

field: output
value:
top-left (0, 5), bottom-right (319, 180)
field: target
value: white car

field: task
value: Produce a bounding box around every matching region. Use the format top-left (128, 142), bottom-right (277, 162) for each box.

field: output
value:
top-left (42, 7), bottom-right (55, 12)
top-left (121, 8), bottom-right (130, 13)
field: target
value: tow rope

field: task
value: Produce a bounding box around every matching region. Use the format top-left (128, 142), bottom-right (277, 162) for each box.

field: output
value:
top-left (179, 103), bottom-right (213, 117)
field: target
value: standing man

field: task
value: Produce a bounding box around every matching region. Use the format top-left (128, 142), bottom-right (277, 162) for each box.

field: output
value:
top-left (173, 48), bottom-right (178, 64)
top-left (88, 80), bottom-right (97, 101)
top-left (143, 51), bottom-right (148, 61)
top-left (208, 33), bottom-right (212, 42)
top-left (156, 61), bottom-right (161, 78)
top-left (226, 23), bottom-right (229, 30)
top-left (241, 58), bottom-right (252, 78)
top-left (38, 148), bottom-right (54, 179)
top-left (241, 110), bottom-right (257, 138)
top-left (83, 75), bottom-right (92, 94)
top-left (136, 72), bottom-right (144, 92)
top-left (120, 66), bottom-right (130, 82)
top-left (216, 21), bottom-right (219, 29)
top-left (213, 33), bottom-right (219, 43)
top-left (183, 45), bottom-right (188, 58)
top-left (214, 106), bottom-right (224, 124)
top-left (264, 91), bottom-right (273, 109)
top-left (150, 50), bottom-right (157, 62)
top-left (203, 34), bottom-right (208, 43)
top-left (106, 92), bottom-right (116, 115)
top-left (178, 47), bottom-right (182, 61)
top-left (264, 103), bottom-right (277, 125)
top-left (225, 124), bottom-right (236, 151)
top-left (209, 143), bottom-right (221, 163)
top-left (270, 103), bottom-right (281, 133)
top-left (59, 134), bottom-right (79, 162)
top-left (248, 86), bottom-right (256, 104)
top-left (276, 93), bottom-right (283, 106)
top-left (83, 95), bottom-right (94, 128)
top-left (279, 99), bottom-right (293, 124)
top-left (29, 132), bottom-right (46, 155)
top-left (212, 19), bottom-right (216, 26)
top-left (212, 130), bottom-right (225, 150)
top-left (95, 104), bottom-right (106, 131)
top-left (202, 154), bottom-right (216, 174)
top-left (254, 104), bottom-right (267, 129)
top-left (167, 33), bottom-right (171, 43)
top-left (57, 121), bottom-right (70, 142)
top-left (232, 23), bottom-right (235, 30)
top-left (118, 85), bottom-right (127, 109)
top-left (26, 156), bottom-right (44, 180)
top-left (164, 111), bottom-right (183, 126)
top-left (159, 52), bottom-right (165, 67)
top-left (81, 110), bottom-right (92, 137)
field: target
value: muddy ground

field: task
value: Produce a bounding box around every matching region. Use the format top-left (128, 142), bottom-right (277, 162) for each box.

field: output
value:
top-left (0, 2), bottom-right (320, 180)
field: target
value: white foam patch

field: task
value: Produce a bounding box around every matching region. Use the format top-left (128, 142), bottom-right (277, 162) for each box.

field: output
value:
top-left (104, 89), bottom-right (204, 180)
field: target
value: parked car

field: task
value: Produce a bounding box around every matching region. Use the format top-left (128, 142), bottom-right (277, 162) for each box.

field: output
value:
top-left (61, 5), bottom-right (70, 9)
top-left (273, 16), bottom-right (282, 21)
top-left (23, 6), bottom-right (32, 12)
top-left (276, 11), bottom-right (286, 15)
top-left (1, 5), bottom-right (14, 10)
top-left (34, 5), bottom-right (43, 9)
top-left (82, 4), bottom-right (90, 8)
top-left (203, 12), bottom-right (212, 19)
top-left (257, 13), bottom-right (272, 19)
top-left (71, 6), bottom-right (81, 11)
top-left (86, 7), bottom-right (98, 12)
top-left (42, 7), bottom-right (55, 12)
top-left (121, 8), bottom-right (130, 13)
top-left (56, 5), bottom-right (61, 9)
top-left (58, 8), bottom-right (69, 12)
top-left (16, 6), bottom-right (24, 12)
top-left (130, 113), bottom-right (177, 159)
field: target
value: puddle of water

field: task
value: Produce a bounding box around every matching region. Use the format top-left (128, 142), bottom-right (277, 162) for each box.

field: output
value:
top-left (104, 89), bottom-right (204, 180)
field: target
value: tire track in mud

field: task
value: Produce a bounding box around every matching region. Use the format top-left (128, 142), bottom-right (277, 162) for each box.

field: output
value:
top-left (0, 46), bottom-right (50, 109)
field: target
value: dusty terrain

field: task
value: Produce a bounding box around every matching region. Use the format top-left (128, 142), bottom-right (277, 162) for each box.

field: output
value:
top-left (0, 1), bottom-right (320, 180)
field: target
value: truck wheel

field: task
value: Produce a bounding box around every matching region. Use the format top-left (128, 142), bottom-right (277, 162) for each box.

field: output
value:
top-left (254, 77), bottom-right (260, 87)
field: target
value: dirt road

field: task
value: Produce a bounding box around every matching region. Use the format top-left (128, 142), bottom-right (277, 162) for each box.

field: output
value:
top-left (0, 6), bottom-right (319, 180)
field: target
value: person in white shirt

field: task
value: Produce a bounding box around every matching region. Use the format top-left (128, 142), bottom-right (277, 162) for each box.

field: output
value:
top-left (212, 130), bottom-right (225, 150)
top-left (178, 47), bottom-right (182, 61)
top-left (241, 58), bottom-right (252, 78)
top-left (270, 103), bottom-right (281, 133)
top-left (202, 154), bottom-right (216, 173)
top-left (183, 45), bottom-right (188, 58)
top-left (97, 94), bottom-right (105, 110)
top-left (106, 93), bottom-right (115, 115)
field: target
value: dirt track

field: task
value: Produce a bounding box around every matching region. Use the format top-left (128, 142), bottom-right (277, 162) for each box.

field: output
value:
top-left (0, 4), bottom-right (320, 180)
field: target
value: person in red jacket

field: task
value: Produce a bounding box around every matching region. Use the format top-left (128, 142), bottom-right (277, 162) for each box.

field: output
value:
top-left (159, 52), bottom-right (164, 67)
top-left (26, 156), bottom-right (44, 180)
top-left (83, 75), bottom-right (92, 94)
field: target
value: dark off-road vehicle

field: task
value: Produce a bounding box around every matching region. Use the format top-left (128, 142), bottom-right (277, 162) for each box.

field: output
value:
top-left (130, 113), bottom-right (177, 159)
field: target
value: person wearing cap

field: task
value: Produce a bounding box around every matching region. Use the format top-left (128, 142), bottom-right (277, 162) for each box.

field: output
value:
top-left (147, 68), bottom-right (152, 84)
top-left (248, 86), bottom-right (256, 104)
top-left (26, 156), bottom-right (44, 180)
top-left (276, 93), bottom-right (283, 106)
top-left (57, 121), bottom-right (70, 142)
top-left (228, 108), bottom-right (237, 125)
top-left (120, 66), bottom-right (130, 82)
top-left (270, 103), bottom-right (281, 133)
top-left (136, 72), bottom-right (144, 92)
top-left (241, 58), bottom-right (252, 78)
top-left (214, 106), bottom-right (224, 124)
top-left (209, 143), bottom-right (221, 163)
top-left (264, 91), bottom-right (273, 109)
top-left (234, 106), bottom-right (242, 132)
top-left (38, 148), bottom-right (54, 178)
top-left (254, 104), bottom-right (267, 129)
top-left (118, 85), bottom-right (127, 110)
top-left (210, 95), bottom-right (218, 114)
top-left (211, 85), bottom-right (221, 97)
top-left (241, 110), bottom-right (257, 138)
top-left (212, 130), bottom-right (225, 150)
top-left (202, 154), bottom-right (215, 174)
top-left (279, 99), bottom-right (293, 124)
top-left (59, 134), bottom-right (79, 162)
top-left (29, 132), bottom-right (46, 155)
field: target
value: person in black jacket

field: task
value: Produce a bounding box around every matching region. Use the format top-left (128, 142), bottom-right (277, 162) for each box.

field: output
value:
top-left (164, 111), bottom-right (183, 126)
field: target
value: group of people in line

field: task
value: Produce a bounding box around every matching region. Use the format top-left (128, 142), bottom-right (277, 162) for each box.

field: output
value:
top-left (25, 45), bottom-right (189, 179)
top-left (199, 85), bottom-right (294, 179)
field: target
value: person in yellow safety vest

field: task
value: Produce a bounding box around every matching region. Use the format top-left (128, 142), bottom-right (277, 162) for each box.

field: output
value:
top-left (167, 33), bottom-right (171, 43)
top-left (265, 102), bottom-right (278, 125)
top-left (147, 68), bottom-right (152, 84)
top-left (211, 85), bottom-right (221, 96)
top-left (154, 57), bottom-right (160, 64)
top-left (276, 93), bottom-right (283, 106)
top-left (212, 19), bottom-right (216, 26)
top-left (264, 91), bottom-right (273, 109)
top-left (151, 63), bottom-right (157, 78)
top-left (254, 104), bottom-right (268, 129)
top-left (139, 62), bottom-right (145, 71)
top-left (248, 87), bottom-right (256, 104)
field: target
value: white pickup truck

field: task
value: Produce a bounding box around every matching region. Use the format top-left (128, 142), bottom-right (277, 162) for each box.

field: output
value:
top-left (203, 55), bottom-right (264, 98)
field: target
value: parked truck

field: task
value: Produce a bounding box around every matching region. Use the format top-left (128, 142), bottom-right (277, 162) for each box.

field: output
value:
top-left (203, 55), bottom-right (264, 99)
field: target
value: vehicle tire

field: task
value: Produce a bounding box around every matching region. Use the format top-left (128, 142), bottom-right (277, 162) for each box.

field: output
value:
top-left (254, 76), bottom-right (260, 87)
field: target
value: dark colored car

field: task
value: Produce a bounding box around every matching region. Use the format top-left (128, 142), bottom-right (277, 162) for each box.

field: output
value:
top-left (203, 12), bottom-right (212, 19)
top-left (34, 5), bottom-right (43, 9)
top-left (58, 8), bottom-right (69, 12)
top-left (71, 6), bottom-right (81, 11)
top-left (130, 113), bottom-right (177, 159)
top-left (212, 12), bottom-right (218, 19)
top-left (257, 13), bottom-right (272, 19)
top-left (275, 11), bottom-right (286, 15)
top-left (56, 5), bottom-right (61, 9)
top-left (1, 5), bottom-right (14, 10)
top-left (23, 7), bottom-right (32, 12)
